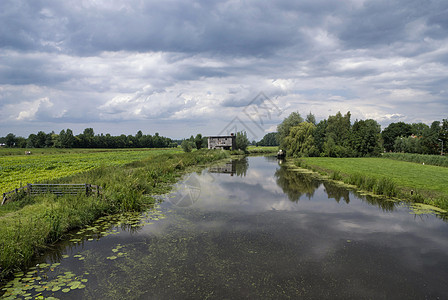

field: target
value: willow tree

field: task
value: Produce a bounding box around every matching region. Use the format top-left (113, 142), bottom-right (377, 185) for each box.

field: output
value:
top-left (284, 122), bottom-right (319, 157)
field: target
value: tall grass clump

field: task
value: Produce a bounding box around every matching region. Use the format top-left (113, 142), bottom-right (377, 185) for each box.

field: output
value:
top-left (374, 177), bottom-right (397, 197)
top-left (344, 173), bottom-right (397, 197)
top-left (383, 153), bottom-right (448, 167)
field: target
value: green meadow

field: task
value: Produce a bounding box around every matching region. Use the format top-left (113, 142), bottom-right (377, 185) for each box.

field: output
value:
top-left (297, 156), bottom-right (448, 210)
top-left (0, 148), bottom-right (182, 195)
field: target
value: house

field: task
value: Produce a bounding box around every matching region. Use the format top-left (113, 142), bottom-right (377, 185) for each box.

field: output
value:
top-left (207, 134), bottom-right (236, 150)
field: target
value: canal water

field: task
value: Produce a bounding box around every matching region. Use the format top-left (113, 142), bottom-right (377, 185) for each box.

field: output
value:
top-left (2, 156), bottom-right (448, 299)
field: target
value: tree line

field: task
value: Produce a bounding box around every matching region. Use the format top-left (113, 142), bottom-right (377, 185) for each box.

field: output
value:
top-left (257, 111), bottom-right (447, 157)
top-left (0, 128), bottom-right (177, 149)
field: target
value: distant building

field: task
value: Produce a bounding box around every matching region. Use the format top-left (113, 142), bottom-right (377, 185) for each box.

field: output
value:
top-left (208, 134), bottom-right (236, 150)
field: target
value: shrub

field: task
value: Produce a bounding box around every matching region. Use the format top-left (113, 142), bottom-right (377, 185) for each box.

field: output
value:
top-left (181, 140), bottom-right (194, 152)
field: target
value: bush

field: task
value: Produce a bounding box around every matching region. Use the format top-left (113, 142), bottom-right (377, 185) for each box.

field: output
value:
top-left (181, 140), bottom-right (194, 152)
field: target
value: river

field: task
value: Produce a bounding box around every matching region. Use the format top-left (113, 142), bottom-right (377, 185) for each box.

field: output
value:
top-left (2, 156), bottom-right (448, 299)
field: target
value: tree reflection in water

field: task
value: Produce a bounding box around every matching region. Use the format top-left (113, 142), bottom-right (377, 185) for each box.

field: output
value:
top-left (274, 166), bottom-right (320, 202)
top-left (275, 164), bottom-right (399, 212)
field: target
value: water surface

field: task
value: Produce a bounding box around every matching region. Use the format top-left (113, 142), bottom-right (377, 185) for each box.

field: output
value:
top-left (3, 156), bottom-right (448, 299)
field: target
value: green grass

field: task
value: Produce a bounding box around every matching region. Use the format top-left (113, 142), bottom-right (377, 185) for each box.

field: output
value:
top-left (0, 149), bottom-right (229, 281)
top-left (382, 152), bottom-right (448, 167)
top-left (247, 146), bottom-right (278, 154)
top-left (297, 157), bottom-right (448, 210)
top-left (0, 148), bottom-right (181, 195)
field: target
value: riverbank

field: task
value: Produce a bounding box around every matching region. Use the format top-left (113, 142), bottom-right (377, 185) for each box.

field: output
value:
top-left (0, 149), bottom-right (229, 281)
top-left (293, 157), bottom-right (448, 212)
top-left (247, 146), bottom-right (278, 155)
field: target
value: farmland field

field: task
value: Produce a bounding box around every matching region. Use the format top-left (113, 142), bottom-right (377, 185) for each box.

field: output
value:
top-left (0, 148), bottom-right (181, 195)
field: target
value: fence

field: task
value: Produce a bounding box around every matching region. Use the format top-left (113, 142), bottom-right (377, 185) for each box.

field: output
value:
top-left (2, 183), bottom-right (102, 205)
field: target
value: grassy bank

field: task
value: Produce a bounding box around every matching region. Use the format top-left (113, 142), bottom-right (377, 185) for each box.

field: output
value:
top-left (295, 157), bottom-right (448, 211)
top-left (0, 149), bottom-right (229, 281)
top-left (247, 146), bottom-right (278, 154)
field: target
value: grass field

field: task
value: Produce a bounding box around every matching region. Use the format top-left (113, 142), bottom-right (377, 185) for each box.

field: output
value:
top-left (0, 148), bottom-right (181, 195)
top-left (247, 146), bottom-right (278, 154)
top-left (297, 157), bottom-right (448, 210)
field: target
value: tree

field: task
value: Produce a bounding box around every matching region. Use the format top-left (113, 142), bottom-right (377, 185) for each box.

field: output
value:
top-left (235, 131), bottom-right (250, 151)
top-left (5, 133), bottom-right (16, 147)
top-left (79, 128), bottom-right (95, 148)
top-left (36, 131), bottom-right (47, 148)
top-left (277, 112), bottom-right (304, 149)
top-left (410, 123), bottom-right (429, 136)
top-left (284, 122), bottom-right (319, 157)
top-left (26, 134), bottom-right (37, 148)
top-left (194, 134), bottom-right (203, 150)
top-left (181, 140), bottom-right (194, 152)
top-left (257, 132), bottom-right (279, 146)
top-left (305, 112), bottom-right (316, 125)
top-left (440, 119), bottom-right (448, 154)
top-left (313, 120), bottom-right (327, 155)
top-left (382, 122), bottom-right (412, 152)
top-left (421, 121), bottom-right (441, 154)
top-left (16, 137), bottom-right (27, 148)
top-left (394, 136), bottom-right (421, 153)
top-left (324, 111), bottom-right (352, 157)
top-left (349, 119), bottom-right (381, 157)
top-left (58, 129), bottom-right (75, 148)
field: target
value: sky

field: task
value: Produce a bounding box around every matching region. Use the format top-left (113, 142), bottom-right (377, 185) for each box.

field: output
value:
top-left (1, 0), bottom-right (447, 140)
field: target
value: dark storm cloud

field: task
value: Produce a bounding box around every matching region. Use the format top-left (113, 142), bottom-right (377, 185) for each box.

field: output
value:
top-left (0, 0), bottom-right (349, 57)
top-left (337, 0), bottom-right (448, 51)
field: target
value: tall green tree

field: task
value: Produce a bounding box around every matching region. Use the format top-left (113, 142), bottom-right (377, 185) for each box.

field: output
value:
top-left (410, 122), bottom-right (429, 136)
top-left (5, 133), bottom-right (16, 147)
top-left (313, 120), bottom-right (327, 155)
top-left (305, 112), bottom-right (316, 125)
top-left (277, 112), bottom-right (303, 150)
top-left (284, 122), bottom-right (318, 157)
top-left (235, 131), bottom-right (249, 151)
top-left (194, 134), bottom-right (203, 150)
top-left (421, 121), bottom-right (441, 154)
top-left (382, 122), bottom-right (412, 152)
top-left (349, 119), bottom-right (382, 156)
top-left (323, 111), bottom-right (352, 157)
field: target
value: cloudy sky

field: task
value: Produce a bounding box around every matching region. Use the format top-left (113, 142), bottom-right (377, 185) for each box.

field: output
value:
top-left (1, 0), bottom-right (447, 139)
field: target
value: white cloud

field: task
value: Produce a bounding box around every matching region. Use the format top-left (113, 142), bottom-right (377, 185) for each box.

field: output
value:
top-left (15, 97), bottom-right (53, 121)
